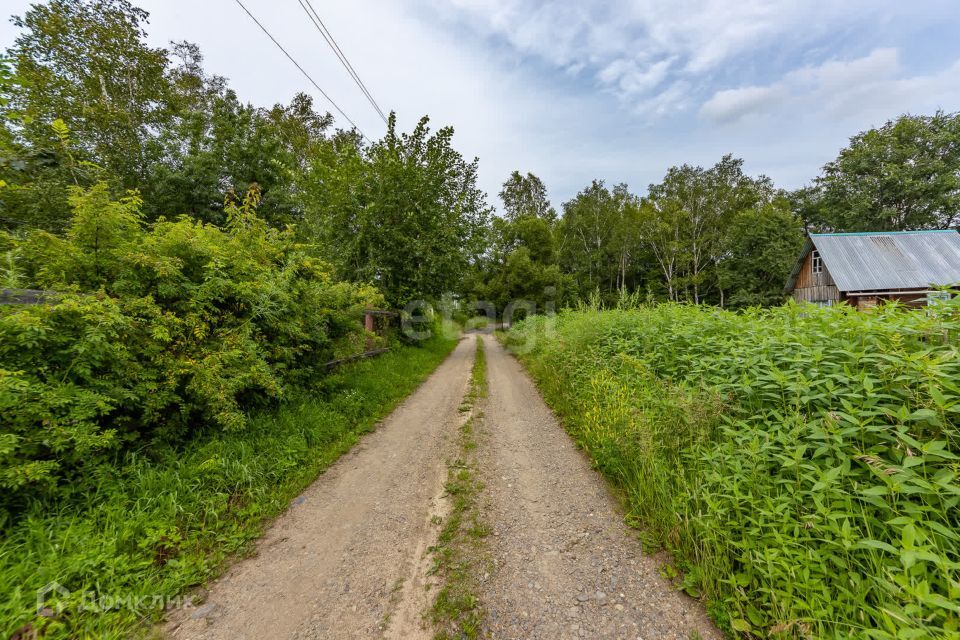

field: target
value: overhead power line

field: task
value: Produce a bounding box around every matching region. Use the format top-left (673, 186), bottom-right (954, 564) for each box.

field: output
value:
top-left (296, 0), bottom-right (389, 125)
top-left (231, 0), bottom-right (367, 140)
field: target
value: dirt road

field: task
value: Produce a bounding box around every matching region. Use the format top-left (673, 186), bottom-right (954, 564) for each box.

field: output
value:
top-left (166, 335), bottom-right (477, 640)
top-left (167, 332), bottom-right (719, 640)
top-left (476, 336), bottom-right (720, 640)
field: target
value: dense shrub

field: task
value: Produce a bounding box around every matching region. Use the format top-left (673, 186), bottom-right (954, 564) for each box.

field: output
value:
top-left (507, 303), bottom-right (960, 639)
top-left (0, 333), bottom-right (457, 640)
top-left (0, 184), bottom-right (382, 508)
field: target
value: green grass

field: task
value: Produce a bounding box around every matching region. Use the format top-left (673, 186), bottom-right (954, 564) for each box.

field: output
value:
top-left (506, 303), bottom-right (960, 640)
top-left (0, 333), bottom-right (458, 640)
top-left (430, 337), bottom-right (490, 640)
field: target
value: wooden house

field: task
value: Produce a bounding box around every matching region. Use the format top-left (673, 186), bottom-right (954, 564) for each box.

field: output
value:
top-left (784, 230), bottom-right (960, 310)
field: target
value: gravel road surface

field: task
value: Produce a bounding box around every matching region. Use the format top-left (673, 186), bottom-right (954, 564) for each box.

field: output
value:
top-left (166, 332), bottom-right (720, 640)
top-left (166, 335), bottom-right (476, 640)
top-left (474, 336), bottom-right (721, 640)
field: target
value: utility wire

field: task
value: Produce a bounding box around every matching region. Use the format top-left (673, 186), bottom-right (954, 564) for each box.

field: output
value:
top-left (296, 0), bottom-right (388, 125)
top-left (231, 0), bottom-right (367, 139)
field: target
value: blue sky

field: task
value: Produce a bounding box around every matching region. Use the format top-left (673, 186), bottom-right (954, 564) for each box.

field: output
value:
top-left (4, 0), bottom-right (960, 210)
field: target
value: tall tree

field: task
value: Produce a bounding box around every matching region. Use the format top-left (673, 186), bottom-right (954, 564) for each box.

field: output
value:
top-left (637, 192), bottom-right (685, 301)
top-left (641, 155), bottom-right (791, 305)
top-left (558, 180), bottom-right (631, 295)
top-left (498, 170), bottom-right (556, 221)
top-left (1, 2), bottom-right (333, 229)
top-left (472, 171), bottom-right (571, 314)
top-left (5, 0), bottom-right (173, 190)
top-left (716, 200), bottom-right (804, 308)
top-left (306, 114), bottom-right (490, 306)
top-left (798, 112), bottom-right (960, 231)
top-left (150, 86), bottom-right (332, 225)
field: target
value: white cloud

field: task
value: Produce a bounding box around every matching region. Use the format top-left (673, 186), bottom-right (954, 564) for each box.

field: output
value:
top-left (421, 0), bottom-right (888, 115)
top-left (700, 85), bottom-right (786, 123)
top-left (700, 48), bottom-right (960, 124)
top-left (599, 57), bottom-right (674, 97)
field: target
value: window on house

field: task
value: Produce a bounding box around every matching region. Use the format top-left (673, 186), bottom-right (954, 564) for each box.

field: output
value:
top-left (811, 250), bottom-right (823, 275)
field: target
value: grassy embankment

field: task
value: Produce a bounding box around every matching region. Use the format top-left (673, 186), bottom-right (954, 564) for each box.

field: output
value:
top-left (506, 303), bottom-right (960, 640)
top-left (1, 334), bottom-right (457, 640)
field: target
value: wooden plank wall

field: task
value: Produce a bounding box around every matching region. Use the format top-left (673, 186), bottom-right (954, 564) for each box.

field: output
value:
top-left (793, 284), bottom-right (841, 303)
top-left (792, 252), bottom-right (841, 303)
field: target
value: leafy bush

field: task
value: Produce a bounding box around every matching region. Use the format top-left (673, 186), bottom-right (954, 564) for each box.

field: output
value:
top-left (0, 333), bottom-right (457, 640)
top-left (0, 183), bottom-right (382, 508)
top-left (507, 302), bottom-right (960, 639)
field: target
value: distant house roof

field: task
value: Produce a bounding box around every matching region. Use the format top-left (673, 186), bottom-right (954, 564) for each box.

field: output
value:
top-left (784, 230), bottom-right (960, 293)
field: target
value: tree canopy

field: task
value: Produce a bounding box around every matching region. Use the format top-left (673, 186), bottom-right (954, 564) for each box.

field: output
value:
top-left (305, 114), bottom-right (490, 307)
top-left (1, 0), bottom-right (488, 308)
top-left (797, 112), bottom-right (960, 232)
top-left (3, 0), bottom-right (958, 313)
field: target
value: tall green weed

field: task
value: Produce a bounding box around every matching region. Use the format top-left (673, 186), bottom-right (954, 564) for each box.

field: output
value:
top-left (508, 302), bottom-right (960, 639)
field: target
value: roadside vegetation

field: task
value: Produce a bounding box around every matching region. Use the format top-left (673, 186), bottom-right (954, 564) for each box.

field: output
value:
top-left (3, 2), bottom-right (960, 639)
top-left (1, 332), bottom-right (456, 639)
top-left (0, 1), bottom-right (477, 637)
top-left (506, 303), bottom-right (960, 639)
top-left (430, 337), bottom-right (490, 640)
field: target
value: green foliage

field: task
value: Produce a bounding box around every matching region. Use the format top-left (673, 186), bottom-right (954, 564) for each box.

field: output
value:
top-left (472, 173), bottom-right (573, 316)
top-left (476, 160), bottom-right (804, 312)
top-left (717, 202), bottom-right (805, 308)
top-left (797, 112), bottom-right (960, 232)
top-left (0, 1), bottom-right (335, 230)
top-left (306, 114), bottom-right (491, 306)
top-left (0, 184), bottom-right (382, 506)
top-left (638, 154), bottom-right (800, 305)
top-left (498, 170), bottom-right (556, 222)
top-left (148, 80), bottom-right (334, 226)
top-left (0, 0), bottom-right (170, 228)
top-left (507, 303), bottom-right (960, 639)
top-left (558, 179), bottom-right (640, 295)
top-left (0, 333), bottom-right (457, 639)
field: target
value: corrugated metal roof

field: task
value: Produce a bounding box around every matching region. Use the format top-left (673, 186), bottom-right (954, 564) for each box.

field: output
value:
top-left (785, 230), bottom-right (960, 293)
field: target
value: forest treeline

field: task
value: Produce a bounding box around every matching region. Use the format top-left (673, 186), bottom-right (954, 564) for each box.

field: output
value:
top-left (477, 110), bottom-right (960, 311)
top-left (4, 2), bottom-right (960, 316)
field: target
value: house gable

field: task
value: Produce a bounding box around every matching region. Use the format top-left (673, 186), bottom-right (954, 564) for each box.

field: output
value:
top-left (790, 249), bottom-right (840, 304)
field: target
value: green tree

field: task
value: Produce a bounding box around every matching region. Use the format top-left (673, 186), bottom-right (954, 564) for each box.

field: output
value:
top-left (150, 87), bottom-right (332, 225)
top-left (306, 114), bottom-right (490, 306)
top-left (1, 2), bottom-right (331, 229)
top-left (716, 200), bottom-right (804, 308)
top-left (557, 180), bottom-right (638, 296)
top-left (472, 171), bottom-right (571, 315)
top-left (5, 0), bottom-right (172, 190)
top-left (498, 170), bottom-right (556, 221)
top-left (642, 155), bottom-right (780, 304)
top-left (798, 112), bottom-right (960, 231)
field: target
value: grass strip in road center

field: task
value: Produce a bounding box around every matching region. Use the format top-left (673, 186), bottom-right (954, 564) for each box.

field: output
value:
top-left (429, 336), bottom-right (491, 640)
